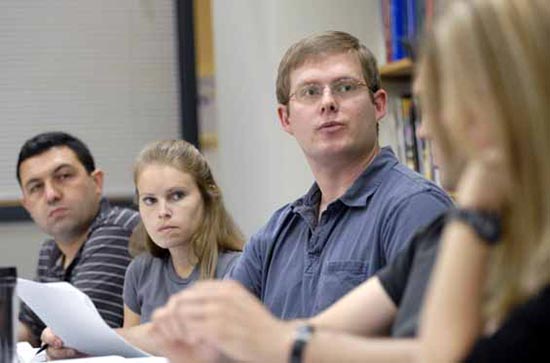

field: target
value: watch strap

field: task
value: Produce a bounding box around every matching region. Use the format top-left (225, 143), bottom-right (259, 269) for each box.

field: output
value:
top-left (448, 208), bottom-right (502, 245)
top-left (290, 324), bottom-right (315, 363)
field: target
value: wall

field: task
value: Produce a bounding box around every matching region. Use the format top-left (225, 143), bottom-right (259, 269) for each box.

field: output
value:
top-left (0, 222), bottom-right (46, 278)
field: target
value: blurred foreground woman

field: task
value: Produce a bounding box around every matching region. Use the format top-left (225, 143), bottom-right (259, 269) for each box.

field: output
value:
top-left (418, 0), bottom-right (550, 361)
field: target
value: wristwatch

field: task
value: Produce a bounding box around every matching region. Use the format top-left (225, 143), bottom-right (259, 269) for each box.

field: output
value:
top-left (290, 324), bottom-right (315, 363)
top-left (448, 208), bottom-right (502, 245)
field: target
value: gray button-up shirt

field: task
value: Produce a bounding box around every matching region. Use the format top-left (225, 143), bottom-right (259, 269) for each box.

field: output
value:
top-left (229, 147), bottom-right (453, 319)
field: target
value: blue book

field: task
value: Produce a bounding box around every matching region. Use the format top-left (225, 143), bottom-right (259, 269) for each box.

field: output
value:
top-left (390, 0), bottom-right (407, 60)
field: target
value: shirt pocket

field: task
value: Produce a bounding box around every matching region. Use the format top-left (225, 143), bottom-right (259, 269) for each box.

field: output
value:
top-left (315, 260), bottom-right (369, 312)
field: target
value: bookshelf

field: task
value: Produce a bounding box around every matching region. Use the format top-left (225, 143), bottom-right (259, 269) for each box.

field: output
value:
top-left (380, 58), bottom-right (414, 79)
top-left (380, 60), bottom-right (439, 183)
top-left (379, 0), bottom-right (441, 183)
top-left (379, 58), bottom-right (439, 182)
top-left (199, 133), bottom-right (219, 149)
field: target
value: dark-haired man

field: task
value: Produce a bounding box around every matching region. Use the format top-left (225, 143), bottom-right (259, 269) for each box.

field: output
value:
top-left (16, 132), bottom-right (139, 346)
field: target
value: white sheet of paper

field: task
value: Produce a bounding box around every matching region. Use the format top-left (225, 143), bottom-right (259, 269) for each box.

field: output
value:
top-left (53, 357), bottom-right (168, 363)
top-left (17, 278), bottom-right (149, 358)
top-left (52, 356), bottom-right (126, 362)
top-left (16, 341), bottom-right (41, 363)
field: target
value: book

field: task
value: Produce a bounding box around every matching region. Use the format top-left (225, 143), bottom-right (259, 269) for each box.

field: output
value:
top-left (389, 0), bottom-right (407, 61)
top-left (381, 0), bottom-right (393, 63)
top-left (381, 0), bottom-right (437, 62)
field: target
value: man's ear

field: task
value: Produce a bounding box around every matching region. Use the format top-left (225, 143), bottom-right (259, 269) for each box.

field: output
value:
top-left (277, 104), bottom-right (294, 135)
top-left (373, 89), bottom-right (388, 122)
top-left (20, 194), bottom-right (31, 214)
top-left (90, 169), bottom-right (104, 195)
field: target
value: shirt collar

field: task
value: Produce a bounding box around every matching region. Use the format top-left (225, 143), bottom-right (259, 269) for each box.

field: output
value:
top-left (339, 147), bottom-right (398, 207)
top-left (291, 147), bottom-right (399, 210)
top-left (88, 197), bottom-right (112, 231)
top-left (49, 197), bottom-right (110, 272)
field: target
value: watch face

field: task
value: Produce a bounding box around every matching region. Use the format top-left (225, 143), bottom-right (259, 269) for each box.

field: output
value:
top-left (296, 324), bottom-right (314, 341)
top-left (478, 217), bottom-right (499, 239)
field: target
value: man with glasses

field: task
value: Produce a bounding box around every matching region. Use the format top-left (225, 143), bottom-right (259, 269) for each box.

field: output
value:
top-left (152, 31), bottom-right (450, 332)
top-left (150, 33), bottom-right (454, 363)
top-left (222, 31), bottom-right (452, 319)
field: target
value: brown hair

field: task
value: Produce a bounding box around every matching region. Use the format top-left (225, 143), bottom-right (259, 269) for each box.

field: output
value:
top-left (276, 30), bottom-right (381, 106)
top-left (133, 140), bottom-right (244, 279)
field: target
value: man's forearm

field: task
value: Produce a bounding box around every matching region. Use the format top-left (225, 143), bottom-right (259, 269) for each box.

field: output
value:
top-left (309, 277), bottom-right (396, 337)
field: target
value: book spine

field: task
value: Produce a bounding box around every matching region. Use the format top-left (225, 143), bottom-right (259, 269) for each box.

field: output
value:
top-left (425, 0), bottom-right (434, 30)
top-left (416, 0), bottom-right (426, 36)
top-left (401, 97), bottom-right (417, 170)
top-left (406, 0), bottom-right (417, 40)
top-left (393, 98), bottom-right (406, 163)
top-left (381, 0), bottom-right (393, 63)
top-left (390, 0), bottom-right (407, 61)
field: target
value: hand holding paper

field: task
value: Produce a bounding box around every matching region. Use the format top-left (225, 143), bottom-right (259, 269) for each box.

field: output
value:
top-left (17, 278), bottom-right (149, 358)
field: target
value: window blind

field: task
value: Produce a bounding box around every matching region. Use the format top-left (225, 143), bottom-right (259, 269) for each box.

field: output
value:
top-left (0, 0), bottom-right (180, 202)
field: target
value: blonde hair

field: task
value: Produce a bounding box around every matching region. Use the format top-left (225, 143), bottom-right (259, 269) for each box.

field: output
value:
top-left (133, 140), bottom-right (244, 279)
top-left (419, 0), bottom-right (550, 323)
top-left (276, 30), bottom-right (380, 105)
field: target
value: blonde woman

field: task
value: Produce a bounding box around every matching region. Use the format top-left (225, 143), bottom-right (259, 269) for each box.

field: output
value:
top-left (118, 140), bottom-right (244, 353)
top-left (418, 0), bottom-right (550, 361)
top-left (42, 140), bottom-right (244, 359)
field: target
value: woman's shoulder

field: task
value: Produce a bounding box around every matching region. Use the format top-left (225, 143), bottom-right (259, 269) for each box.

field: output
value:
top-left (216, 250), bottom-right (242, 279)
top-left (128, 253), bottom-right (167, 277)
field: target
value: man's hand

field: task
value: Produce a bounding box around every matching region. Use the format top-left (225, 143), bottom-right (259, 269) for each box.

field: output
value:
top-left (153, 280), bottom-right (294, 361)
top-left (151, 280), bottom-right (294, 363)
top-left (40, 327), bottom-right (86, 360)
top-left (149, 330), bottom-right (223, 363)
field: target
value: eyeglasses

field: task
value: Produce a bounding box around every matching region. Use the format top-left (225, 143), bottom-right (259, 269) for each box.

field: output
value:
top-left (289, 79), bottom-right (371, 104)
